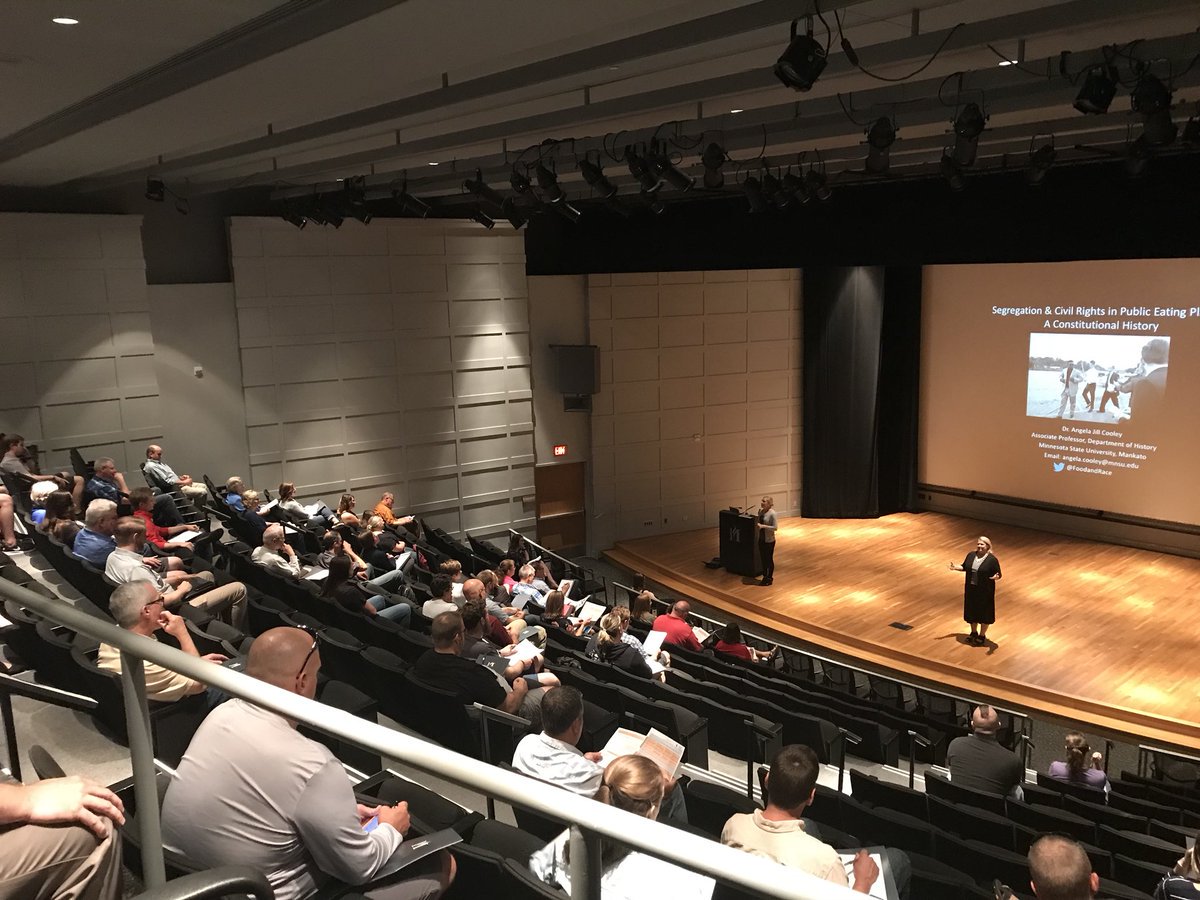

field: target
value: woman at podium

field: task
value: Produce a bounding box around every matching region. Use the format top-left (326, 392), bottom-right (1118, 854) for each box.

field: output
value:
top-left (756, 496), bottom-right (778, 585)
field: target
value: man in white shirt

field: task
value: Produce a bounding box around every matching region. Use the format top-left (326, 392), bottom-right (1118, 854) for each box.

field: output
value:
top-left (512, 686), bottom-right (604, 797)
top-left (98, 581), bottom-right (228, 706)
top-left (105, 517), bottom-right (247, 630)
top-left (252, 524), bottom-right (302, 578)
top-left (144, 444), bottom-right (209, 508)
top-left (421, 575), bottom-right (460, 620)
top-left (511, 564), bottom-right (547, 612)
top-left (161, 626), bottom-right (454, 899)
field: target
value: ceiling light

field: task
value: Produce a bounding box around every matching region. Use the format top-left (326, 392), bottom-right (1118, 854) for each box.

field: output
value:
top-left (1025, 143), bottom-right (1056, 186)
top-left (579, 159), bottom-right (617, 200)
top-left (730, 109), bottom-right (744, 114)
top-left (626, 150), bottom-right (662, 195)
top-left (427, 162), bottom-right (439, 166)
top-left (700, 143), bottom-right (726, 189)
top-left (52, 16), bottom-right (78, 25)
top-left (774, 18), bottom-right (827, 92)
top-left (804, 169), bottom-right (831, 202)
top-left (501, 197), bottom-right (528, 230)
top-left (144, 179), bottom-right (165, 202)
top-left (940, 154), bottom-right (966, 192)
top-left (951, 103), bottom-right (985, 167)
top-left (743, 176), bottom-right (768, 213)
top-left (1074, 65), bottom-right (1118, 115)
top-left (464, 169), bottom-right (507, 209)
top-left (865, 117), bottom-right (895, 175)
top-left (469, 207), bottom-right (495, 229)
top-left (392, 187), bottom-right (430, 218)
top-left (997, 60), bottom-right (1016, 67)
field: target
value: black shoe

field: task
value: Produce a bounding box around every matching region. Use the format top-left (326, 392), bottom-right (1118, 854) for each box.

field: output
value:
top-left (761, 578), bottom-right (773, 586)
top-left (968, 633), bottom-right (980, 645)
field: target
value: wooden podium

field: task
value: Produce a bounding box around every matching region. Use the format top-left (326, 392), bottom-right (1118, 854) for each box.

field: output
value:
top-left (719, 509), bottom-right (760, 576)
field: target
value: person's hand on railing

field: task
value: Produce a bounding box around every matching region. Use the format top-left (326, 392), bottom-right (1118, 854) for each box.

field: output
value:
top-left (17, 775), bottom-right (125, 838)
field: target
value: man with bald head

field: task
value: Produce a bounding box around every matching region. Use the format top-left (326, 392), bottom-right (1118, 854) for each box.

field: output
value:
top-left (162, 627), bottom-right (453, 899)
top-left (946, 704), bottom-right (1024, 798)
top-left (144, 443), bottom-right (209, 508)
top-left (651, 599), bottom-right (703, 651)
top-left (1027, 835), bottom-right (1098, 900)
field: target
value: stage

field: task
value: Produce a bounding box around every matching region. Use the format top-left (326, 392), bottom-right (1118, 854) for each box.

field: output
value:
top-left (605, 511), bottom-right (1200, 752)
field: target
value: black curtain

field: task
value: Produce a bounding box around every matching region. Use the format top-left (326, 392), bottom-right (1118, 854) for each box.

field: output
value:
top-left (802, 266), bottom-right (921, 518)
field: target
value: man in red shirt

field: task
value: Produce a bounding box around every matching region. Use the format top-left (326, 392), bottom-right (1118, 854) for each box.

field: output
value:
top-left (652, 600), bottom-right (703, 652)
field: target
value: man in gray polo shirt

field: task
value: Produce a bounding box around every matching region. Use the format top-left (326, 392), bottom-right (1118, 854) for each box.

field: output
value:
top-left (161, 627), bottom-right (455, 899)
top-left (946, 705), bottom-right (1024, 798)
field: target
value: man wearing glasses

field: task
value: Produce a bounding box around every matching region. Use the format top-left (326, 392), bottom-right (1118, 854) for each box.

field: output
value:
top-left (97, 582), bottom-right (229, 707)
top-left (162, 627), bottom-right (455, 899)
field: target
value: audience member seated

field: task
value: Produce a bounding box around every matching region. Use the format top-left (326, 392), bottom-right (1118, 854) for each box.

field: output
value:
top-left (335, 493), bottom-right (361, 527)
top-left (513, 686), bottom-right (687, 825)
top-left (595, 612), bottom-right (658, 680)
top-left (1155, 843), bottom-right (1200, 900)
top-left (253, 524), bottom-right (303, 577)
top-left (530, 559), bottom-right (558, 595)
top-left (277, 481), bottom-right (335, 526)
top-left (372, 491), bottom-right (416, 533)
top-left (224, 476), bottom-right (245, 512)
top-left (1027, 834), bottom-right (1100, 900)
top-left (507, 532), bottom-right (530, 569)
top-left (322, 555), bottom-right (412, 626)
top-left (713, 622), bottom-right (776, 663)
top-left (422, 575), bottom-right (461, 620)
top-left (611, 606), bottom-right (668, 669)
top-left (631, 589), bottom-right (657, 625)
top-left (723, 744), bottom-right (909, 897)
top-left (464, 577), bottom-right (526, 645)
top-left (461, 599), bottom-right (556, 689)
top-left (129, 487), bottom-right (201, 553)
top-left (497, 559), bottom-right (517, 590)
top-left (72, 499), bottom-right (123, 567)
top-left (413, 611), bottom-right (530, 717)
top-left (143, 443), bottom-right (209, 508)
top-left (374, 532), bottom-right (414, 575)
top-left (0, 771), bottom-right (124, 900)
top-left (652, 601), bottom-right (703, 652)
top-left (0, 484), bottom-right (27, 551)
top-left (98, 582), bottom-right (228, 707)
top-left (28, 480), bottom-right (56, 525)
top-left (946, 704), bottom-right (1024, 799)
top-left (239, 489), bottom-right (270, 543)
top-left (531, 755), bottom-right (713, 900)
top-left (105, 516), bottom-right (247, 629)
top-left (1047, 732), bottom-right (1108, 791)
top-left (541, 590), bottom-right (591, 637)
top-left (84, 457), bottom-right (131, 504)
top-left (318, 531), bottom-right (368, 575)
top-left (478, 569), bottom-right (528, 635)
top-left (1, 433), bottom-right (85, 506)
top-left (161, 626), bottom-right (455, 899)
top-left (439, 559), bottom-right (465, 599)
top-left (511, 564), bottom-right (547, 613)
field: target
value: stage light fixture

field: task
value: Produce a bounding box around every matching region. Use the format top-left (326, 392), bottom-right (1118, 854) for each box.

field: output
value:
top-left (781, 172), bottom-right (810, 205)
top-left (1025, 142), bottom-right (1056, 186)
top-left (951, 103), bottom-right (985, 166)
top-left (701, 143), bottom-right (727, 189)
top-left (465, 169), bottom-right (507, 209)
top-left (510, 169), bottom-right (532, 194)
top-left (1125, 135), bottom-right (1152, 179)
top-left (501, 197), bottom-right (528, 230)
top-left (626, 150), bottom-right (662, 195)
top-left (743, 176), bottom-right (768, 213)
top-left (145, 178), bottom-right (165, 202)
top-left (392, 187), bottom-right (430, 218)
top-left (865, 117), bottom-right (895, 175)
top-left (535, 163), bottom-right (567, 205)
top-left (1074, 65), bottom-right (1119, 115)
top-left (940, 154), bottom-right (966, 192)
top-left (323, 208), bottom-right (344, 229)
top-left (762, 172), bottom-right (789, 209)
top-left (579, 159), bottom-right (617, 200)
top-left (1132, 74), bottom-right (1176, 146)
top-left (306, 202), bottom-right (328, 226)
top-left (281, 208), bottom-right (307, 230)
top-left (646, 151), bottom-right (694, 192)
top-left (804, 169), bottom-right (831, 202)
top-left (551, 200), bottom-right (582, 223)
top-left (469, 206), bottom-right (495, 229)
top-left (774, 18), bottom-right (827, 92)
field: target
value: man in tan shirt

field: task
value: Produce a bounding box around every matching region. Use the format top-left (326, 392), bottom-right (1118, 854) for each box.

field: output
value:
top-left (98, 582), bottom-right (228, 705)
top-left (722, 744), bottom-right (895, 895)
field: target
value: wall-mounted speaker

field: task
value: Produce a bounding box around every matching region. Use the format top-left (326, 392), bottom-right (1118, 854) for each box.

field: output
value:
top-left (551, 344), bottom-right (599, 395)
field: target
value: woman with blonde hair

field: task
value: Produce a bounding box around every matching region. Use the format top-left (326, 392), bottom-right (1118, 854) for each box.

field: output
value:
top-left (949, 535), bottom-right (1002, 645)
top-left (595, 611), bottom-right (656, 679)
top-left (530, 754), bottom-right (714, 899)
top-left (1047, 732), bottom-right (1108, 790)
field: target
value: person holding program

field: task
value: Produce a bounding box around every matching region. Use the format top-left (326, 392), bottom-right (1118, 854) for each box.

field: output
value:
top-left (949, 536), bottom-right (1001, 646)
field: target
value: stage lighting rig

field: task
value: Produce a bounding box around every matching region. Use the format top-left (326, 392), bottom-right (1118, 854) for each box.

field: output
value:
top-left (1131, 73), bottom-right (1176, 146)
top-left (468, 206), bottom-right (495, 229)
top-left (804, 168), bottom-right (831, 202)
top-left (392, 182), bottom-right (431, 218)
top-left (1074, 65), bottom-right (1119, 115)
top-left (950, 102), bottom-right (985, 167)
top-left (701, 143), bottom-right (727, 189)
top-left (464, 169), bottom-right (507, 209)
top-left (144, 178), bottom-right (165, 202)
top-left (280, 207), bottom-right (307, 230)
top-left (626, 148), bottom-right (663, 195)
top-left (535, 163), bottom-right (566, 204)
top-left (645, 148), bottom-right (694, 192)
top-left (865, 117), bottom-right (895, 175)
top-left (1025, 141), bottom-right (1056, 187)
top-left (501, 197), bottom-right (529, 230)
top-left (510, 168), bottom-right (532, 195)
top-left (774, 17), bottom-right (827, 91)
top-left (579, 158), bottom-right (618, 199)
top-left (743, 175), bottom-right (769, 213)
top-left (940, 154), bottom-right (966, 192)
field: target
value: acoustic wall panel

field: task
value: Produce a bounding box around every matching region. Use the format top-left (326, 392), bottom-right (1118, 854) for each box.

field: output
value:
top-left (589, 269), bottom-right (802, 548)
top-left (0, 213), bottom-right (158, 475)
top-left (229, 218), bottom-right (534, 541)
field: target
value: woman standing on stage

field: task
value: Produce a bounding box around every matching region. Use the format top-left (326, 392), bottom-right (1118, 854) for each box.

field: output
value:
top-left (756, 496), bottom-right (778, 586)
top-left (949, 535), bottom-right (1001, 645)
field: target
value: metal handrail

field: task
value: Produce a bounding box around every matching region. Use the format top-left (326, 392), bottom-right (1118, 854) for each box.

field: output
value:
top-left (0, 578), bottom-right (859, 900)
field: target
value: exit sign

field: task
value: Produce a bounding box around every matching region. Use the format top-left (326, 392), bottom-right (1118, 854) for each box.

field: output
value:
top-left (552, 443), bottom-right (568, 457)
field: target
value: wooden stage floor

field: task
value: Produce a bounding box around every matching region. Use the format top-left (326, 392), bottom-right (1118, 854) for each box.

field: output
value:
top-left (605, 512), bottom-right (1200, 752)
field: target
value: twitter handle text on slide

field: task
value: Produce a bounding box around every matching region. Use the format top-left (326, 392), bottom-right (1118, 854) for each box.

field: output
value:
top-left (1032, 425), bottom-right (1156, 477)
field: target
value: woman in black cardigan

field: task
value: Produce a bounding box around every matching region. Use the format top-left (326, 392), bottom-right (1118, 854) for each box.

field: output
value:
top-left (949, 535), bottom-right (1002, 646)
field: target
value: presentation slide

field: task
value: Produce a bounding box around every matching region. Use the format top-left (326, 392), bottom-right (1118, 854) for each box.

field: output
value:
top-left (920, 259), bottom-right (1200, 526)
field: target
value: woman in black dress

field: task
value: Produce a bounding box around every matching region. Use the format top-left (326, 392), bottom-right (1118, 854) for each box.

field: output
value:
top-left (949, 535), bottom-right (1001, 645)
